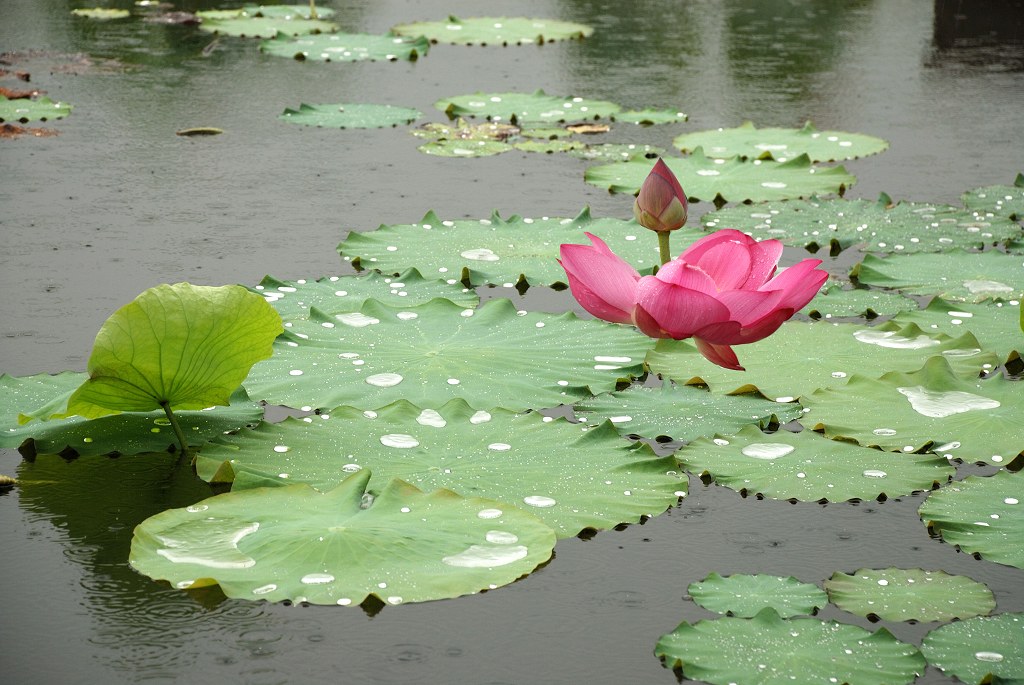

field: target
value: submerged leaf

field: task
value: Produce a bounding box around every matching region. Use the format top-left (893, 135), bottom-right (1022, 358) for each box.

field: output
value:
top-left (130, 470), bottom-right (557, 605)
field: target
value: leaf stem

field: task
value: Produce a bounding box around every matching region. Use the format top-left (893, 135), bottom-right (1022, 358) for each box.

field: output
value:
top-left (658, 231), bottom-right (672, 266)
top-left (160, 401), bottom-right (190, 458)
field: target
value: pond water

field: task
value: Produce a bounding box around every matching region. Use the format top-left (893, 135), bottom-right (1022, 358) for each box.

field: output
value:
top-left (1, 1), bottom-right (1022, 683)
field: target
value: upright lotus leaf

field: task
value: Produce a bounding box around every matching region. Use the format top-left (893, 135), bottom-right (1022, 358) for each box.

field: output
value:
top-left (574, 383), bottom-right (802, 441)
top-left (962, 173), bottom-right (1024, 221)
top-left (193, 400), bottom-right (686, 538)
top-left (702, 196), bottom-right (1020, 255)
top-left (673, 121), bottom-right (889, 162)
top-left (242, 298), bottom-right (652, 411)
top-left (391, 16), bottom-right (593, 45)
top-left (852, 251), bottom-right (1024, 303)
top-left (647, 320), bottom-right (998, 400)
top-left (677, 424), bottom-right (954, 502)
top-left (337, 208), bottom-right (708, 286)
top-left (825, 568), bottom-right (996, 622)
top-left (278, 103), bottom-right (422, 129)
top-left (261, 32), bottom-right (429, 62)
top-left (64, 283), bottom-right (283, 419)
top-left (252, 270), bottom-right (478, 322)
top-left (804, 356), bottom-right (1022, 466)
top-left (919, 470), bottom-right (1024, 569)
top-left (655, 608), bottom-right (925, 685)
top-left (0, 95), bottom-right (72, 123)
top-left (893, 297), bottom-right (1022, 363)
top-left (921, 613), bottom-right (1024, 684)
top-left (802, 280), bottom-right (919, 318)
top-left (688, 573), bottom-right (828, 617)
top-left (435, 90), bottom-right (621, 123)
top-left (129, 469), bottom-right (557, 606)
top-left (585, 150), bottom-right (856, 205)
top-left (8, 384), bottom-right (261, 458)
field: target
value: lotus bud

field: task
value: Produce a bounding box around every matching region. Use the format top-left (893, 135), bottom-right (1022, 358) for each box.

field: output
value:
top-left (633, 158), bottom-right (688, 233)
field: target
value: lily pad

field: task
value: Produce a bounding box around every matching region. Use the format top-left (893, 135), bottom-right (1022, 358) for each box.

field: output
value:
top-left (573, 383), bottom-right (802, 441)
top-left (261, 32), bottom-right (428, 62)
top-left (200, 17), bottom-right (337, 38)
top-left (337, 207), bottom-right (708, 286)
top-left (1, 371), bottom-right (87, 447)
top-left (962, 173), bottom-right (1024, 221)
top-left (655, 608), bottom-right (925, 685)
top-left (417, 139), bottom-right (513, 157)
top-left (435, 90), bottom-right (621, 123)
top-left (71, 8), bottom-right (130, 19)
top-left (804, 356), bottom-right (1023, 467)
top-left (614, 108), bottom-right (688, 125)
top-left (688, 573), bottom-right (828, 617)
top-left (129, 469), bottom-right (557, 606)
top-left (921, 613), bottom-right (1024, 684)
top-left (0, 95), bottom-right (72, 123)
top-left (512, 139), bottom-right (588, 155)
top-left (194, 400), bottom-right (686, 538)
top-left (891, 297), bottom-right (1023, 363)
top-left (278, 103), bottom-right (422, 129)
top-left (412, 118), bottom-right (520, 142)
top-left (677, 424), bottom-right (954, 502)
top-left (585, 150), bottom-right (856, 205)
top-left (197, 5), bottom-right (336, 20)
top-left (801, 280), bottom-right (919, 319)
top-left (702, 195), bottom-right (1022, 255)
top-left (825, 568), bottom-right (995, 622)
top-left (251, 270), bottom-right (478, 322)
top-left (647, 320), bottom-right (998, 401)
top-left (919, 470), bottom-right (1024, 569)
top-left (60, 283), bottom-right (282, 420)
top-left (851, 251), bottom-right (1024, 303)
top-left (566, 143), bottom-right (665, 162)
top-left (242, 297), bottom-right (653, 411)
top-left (391, 16), bottom-right (593, 45)
top-left (674, 121), bottom-right (889, 162)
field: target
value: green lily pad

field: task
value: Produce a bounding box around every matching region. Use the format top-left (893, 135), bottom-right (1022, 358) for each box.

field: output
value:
top-left (194, 401), bottom-right (686, 538)
top-left (655, 608), bottom-right (925, 685)
top-left (1, 371), bottom-right (87, 447)
top-left (566, 143), bottom-right (665, 162)
top-left (825, 568), bottom-right (996, 622)
top-left (647, 320), bottom-right (997, 401)
top-left (688, 573), bottom-right (828, 617)
top-left (573, 383), bottom-right (802, 441)
top-left (435, 90), bottom-right (621, 123)
top-left (585, 150), bottom-right (856, 205)
top-left (614, 109), bottom-right (688, 125)
top-left (391, 16), bottom-right (593, 45)
top-left (804, 356), bottom-right (1023, 466)
top-left (129, 469), bottom-right (557, 605)
top-left (58, 283), bottom-right (282, 420)
top-left (678, 423), bottom-right (954, 502)
top-left (0, 95), bottom-right (72, 123)
top-left (251, 270), bottom-right (478, 322)
top-left (261, 32), bottom-right (428, 62)
top-left (921, 613), bottom-right (1024, 684)
top-left (278, 103), bottom-right (422, 129)
top-left (71, 8), bottom-right (130, 19)
top-left (892, 297), bottom-right (1023, 364)
top-left (337, 207), bottom-right (708, 286)
top-left (674, 121), bottom-right (889, 162)
top-left (962, 173), bottom-right (1024, 221)
top-left (242, 298), bottom-right (653, 412)
top-left (197, 5), bottom-right (336, 20)
top-left (512, 139), bottom-right (588, 155)
top-left (702, 195), bottom-right (1022, 255)
top-left (412, 118), bottom-right (520, 142)
top-left (417, 139), bottom-right (513, 157)
top-left (851, 251), bottom-right (1024, 303)
top-left (200, 17), bottom-right (337, 38)
top-left (919, 470), bottom-right (1024, 569)
top-left (801, 280), bottom-right (919, 319)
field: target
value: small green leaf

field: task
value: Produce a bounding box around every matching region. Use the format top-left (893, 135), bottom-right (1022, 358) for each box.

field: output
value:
top-left (129, 470), bottom-right (557, 605)
top-left (919, 470), bottom-right (1024, 569)
top-left (674, 121), bottom-right (888, 162)
top-left (262, 32), bottom-right (428, 61)
top-left (391, 16), bottom-right (594, 45)
top-left (688, 573), bottom-right (828, 617)
top-left (0, 95), bottom-right (72, 123)
top-left (435, 89), bottom-right (621, 123)
top-left (278, 102), bottom-right (422, 128)
top-left (921, 613), bottom-right (1024, 684)
top-left (417, 139), bottom-right (512, 157)
top-left (71, 8), bottom-right (130, 19)
top-left (825, 568), bottom-right (995, 622)
top-left (65, 283), bottom-right (283, 418)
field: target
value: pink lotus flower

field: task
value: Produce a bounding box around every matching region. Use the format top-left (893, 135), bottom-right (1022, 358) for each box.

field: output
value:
top-left (559, 230), bottom-right (828, 370)
top-left (633, 158), bottom-right (688, 233)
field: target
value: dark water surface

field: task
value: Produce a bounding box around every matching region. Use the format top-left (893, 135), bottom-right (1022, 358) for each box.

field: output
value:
top-left (2, 1), bottom-right (1022, 684)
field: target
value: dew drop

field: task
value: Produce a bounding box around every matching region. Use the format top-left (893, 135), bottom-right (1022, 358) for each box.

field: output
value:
top-left (974, 651), bottom-right (1004, 663)
top-left (366, 373), bottom-right (403, 388)
top-left (897, 386), bottom-right (1000, 418)
top-left (416, 409), bottom-right (447, 427)
top-left (1005, 498), bottom-right (1019, 505)
top-left (873, 428), bottom-right (897, 436)
top-left (487, 442), bottom-right (511, 451)
top-left (380, 434), bottom-right (420, 449)
top-left (336, 598), bottom-right (352, 606)
top-left (523, 495), bottom-right (557, 508)
top-left (274, 445), bottom-right (289, 453)
top-left (336, 313), bottom-right (380, 327)
top-left (301, 573), bottom-right (335, 585)
top-left (477, 508), bottom-right (503, 519)
top-left (447, 378), bottom-right (461, 385)
top-left (485, 530), bottom-right (519, 544)
top-left (470, 410), bottom-right (492, 424)
top-left (741, 443), bottom-right (795, 459)
top-left (461, 248), bottom-right (500, 261)
top-left (342, 463), bottom-right (362, 473)
top-left (863, 470), bottom-right (887, 478)
top-left (252, 583), bottom-right (277, 595)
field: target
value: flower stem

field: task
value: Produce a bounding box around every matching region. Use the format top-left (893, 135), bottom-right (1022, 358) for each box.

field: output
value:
top-left (160, 401), bottom-right (190, 459)
top-left (657, 231), bottom-right (672, 266)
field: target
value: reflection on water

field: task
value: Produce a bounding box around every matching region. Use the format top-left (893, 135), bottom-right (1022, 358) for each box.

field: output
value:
top-left (930, 0), bottom-right (1024, 70)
